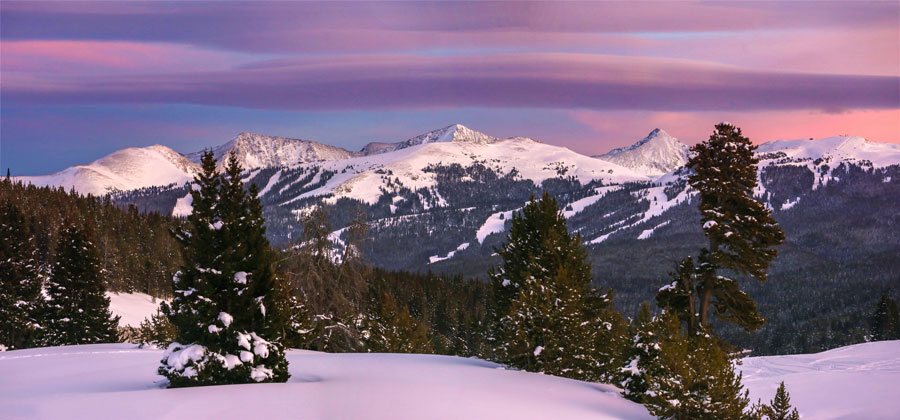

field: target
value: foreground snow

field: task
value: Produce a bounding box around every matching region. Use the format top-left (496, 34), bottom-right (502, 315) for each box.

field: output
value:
top-left (3, 341), bottom-right (897, 419)
top-left (739, 340), bottom-right (900, 420)
top-left (0, 344), bottom-right (651, 420)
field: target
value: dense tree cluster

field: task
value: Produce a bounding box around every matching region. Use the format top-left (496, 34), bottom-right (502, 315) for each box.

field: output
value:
top-left (0, 198), bottom-right (45, 350)
top-left (0, 179), bottom-right (183, 297)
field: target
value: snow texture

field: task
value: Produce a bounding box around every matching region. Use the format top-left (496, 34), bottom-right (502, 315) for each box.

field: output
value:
top-left (739, 340), bottom-right (900, 420)
top-left (0, 343), bottom-right (653, 420)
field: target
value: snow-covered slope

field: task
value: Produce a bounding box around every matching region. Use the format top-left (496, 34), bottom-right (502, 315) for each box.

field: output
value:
top-left (106, 292), bottom-right (165, 328)
top-left (14, 145), bottom-right (197, 196)
top-left (757, 135), bottom-right (900, 168)
top-left (0, 344), bottom-right (652, 420)
top-left (594, 129), bottom-right (690, 178)
top-left (281, 135), bottom-right (649, 205)
top-left (3, 341), bottom-right (897, 420)
top-left (185, 132), bottom-right (355, 170)
top-left (740, 340), bottom-right (900, 420)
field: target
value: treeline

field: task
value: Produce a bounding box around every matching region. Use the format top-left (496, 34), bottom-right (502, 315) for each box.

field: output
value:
top-left (0, 179), bottom-right (183, 297)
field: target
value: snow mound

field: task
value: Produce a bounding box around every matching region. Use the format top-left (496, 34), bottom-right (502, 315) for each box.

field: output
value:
top-left (740, 340), bottom-right (900, 420)
top-left (0, 344), bottom-right (651, 420)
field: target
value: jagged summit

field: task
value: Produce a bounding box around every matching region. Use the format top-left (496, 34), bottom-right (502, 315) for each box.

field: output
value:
top-left (186, 132), bottom-right (355, 169)
top-left (360, 124), bottom-right (499, 155)
top-left (593, 129), bottom-right (690, 178)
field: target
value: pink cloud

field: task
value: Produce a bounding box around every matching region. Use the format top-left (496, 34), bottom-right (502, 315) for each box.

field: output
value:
top-left (0, 40), bottom-right (256, 75)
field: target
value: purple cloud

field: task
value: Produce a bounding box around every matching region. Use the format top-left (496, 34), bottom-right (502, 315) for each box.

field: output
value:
top-left (2, 1), bottom-right (897, 53)
top-left (3, 53), bottom-right (896, 112)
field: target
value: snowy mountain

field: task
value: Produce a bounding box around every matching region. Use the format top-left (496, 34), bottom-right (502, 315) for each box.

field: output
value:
top-left (360, 124), bottom-right (499, 155)
top-left (273, 133), bottom-right (648, 206)
top-left (593, 129), bottom-right (690, 178)
top-left (3, 340), bottom-right (897, 420)
top-left (14, 145), bottom-right (198, 196)
top-left (757, 135), bottom-right (900, 168)
top-left (185, 132), bottom-right (355, 170)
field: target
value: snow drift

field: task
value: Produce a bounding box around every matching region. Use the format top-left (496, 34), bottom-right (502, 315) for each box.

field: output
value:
top-left (0, 344), bottom-right (651, 420)
top-left (2, 341), bottom-right (897, 419)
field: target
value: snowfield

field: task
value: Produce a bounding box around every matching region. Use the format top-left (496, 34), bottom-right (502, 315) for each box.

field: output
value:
top-left (1, 341), bottom-right (897, 420)
top-left (739, 340), bottom-right (900, 420)
top-left (0, 344), bottom-right (651, 420)
top-left (106, 292), bottom-right (165, 328)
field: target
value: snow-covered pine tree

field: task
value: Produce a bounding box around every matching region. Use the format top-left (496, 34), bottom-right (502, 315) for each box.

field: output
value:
top-left (632, 311), bottom-right (751, 420)
top-left (621, 302), bottom-right (659, 402)
top-left (659, 123), bottom-right (785, 334)
top-left (870, 294), bottom-right (900, 341)
top-left (0, 199), bottom-right (44, 350)
top-left (43, 223), bottom-right (120, 346)
top-left (490, 192), bottom-right (623, 381)
top-left (159, 151), bottom-right (289, 387)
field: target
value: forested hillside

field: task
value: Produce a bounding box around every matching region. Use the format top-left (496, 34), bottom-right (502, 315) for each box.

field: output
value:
top-left (0, 179), bottom-right (182, 297)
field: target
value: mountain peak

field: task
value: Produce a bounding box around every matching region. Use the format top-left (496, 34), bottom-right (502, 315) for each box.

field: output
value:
top-left (360, 124), bottom-right (498, 156)
top-left (593, 129), bottom-right (689, 178)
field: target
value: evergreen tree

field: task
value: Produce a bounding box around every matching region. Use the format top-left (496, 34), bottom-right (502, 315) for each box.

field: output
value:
top-left (659, 123), bottom-right (785, 334)
top-left (0, 199), bottom-right (44, 349)
top-left (761, 382), bottom-right (801, 420)
top-left (621, 302), bottom-right (659, 402)
top-left (159, 151), bottom-right (289, 387)
top-left (628, 311), bottom-right (751, 420)
top-left (127, 308), bottom-right (177, 348)
top-left (490, 192), bottom-right (624, 381)
top-left (43, 224), bottom-right (120, 345)
top-left (870, 294), bottom-right (900, 341)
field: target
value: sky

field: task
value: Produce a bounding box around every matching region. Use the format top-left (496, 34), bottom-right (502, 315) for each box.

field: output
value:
top-left (1, 1), bottom-right (898, 175)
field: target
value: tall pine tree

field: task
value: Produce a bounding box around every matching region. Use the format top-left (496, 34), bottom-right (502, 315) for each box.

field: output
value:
top-left (160, 151), bottom-right (289, 387)
top-left (0, 199), bottom-right (44, 349)
top-left (43, 223), bottom-right (120, 345)
top-left (490, 192), bottom-right (624, 381)
top-left (658, 123), bottom-right (784, 334)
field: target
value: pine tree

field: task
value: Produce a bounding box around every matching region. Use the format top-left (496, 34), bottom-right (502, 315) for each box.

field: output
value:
top-left (43, 224), bottom-right (120, 345)
top-left (870, 294), bottom-right (900, 341)
top-left (761, 382), bottom-right (801, 420)
top-left (621, 302), bottom-right (659, 402)
top-left (630, 311), bottom-right (751, 420)
top-left (490, 192), bottom-right (624, 381)
top-left (659, 123), bottom-right (785, 334)
top-left (159, 151), bottom-right (289, 387)
top-left (0, 199), bottom-right (44, 349)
